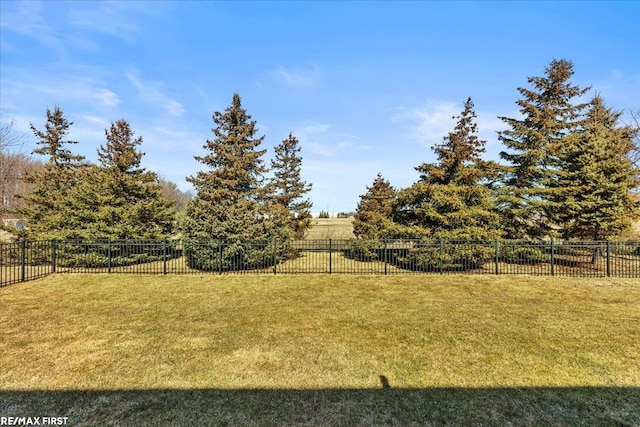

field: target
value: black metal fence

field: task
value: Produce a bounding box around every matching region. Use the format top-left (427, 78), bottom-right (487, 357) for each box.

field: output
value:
top-left (2, 239), bottom-right (640, 286)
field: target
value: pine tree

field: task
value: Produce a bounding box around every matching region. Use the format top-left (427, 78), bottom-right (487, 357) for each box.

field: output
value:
top-left (353, 173), bottom-right (396, 239)
top-left (391, 98), bottom-right (502, 270)
top-left (19, 106), bottom-right (87, 239)
top-left (498, 59), bottom-right (590, 238)
top-left (394, 98), bottom-right (501, 239)
top-left (69, 119), bottom-right (175, 240)
top-left (181, 93), bottom-right (288, 270)
top-left (551, 96), bottom-right (639, 240)
top-left (269, 132), bottom-right (313, 239)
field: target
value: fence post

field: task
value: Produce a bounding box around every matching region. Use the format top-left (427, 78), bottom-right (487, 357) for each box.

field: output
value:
top-left (606, 240), bottom-right (611, 277)
top-left (550, 239), bottom-right (555, 276)
top-left (20, 240), bottom-right (26, 282)
top-left (273, 239), bottom-right (277, 275)
top-left (329, 239), bottom-right (332, 274)
top-left (218, 239), bottom-right (223, 275)
top-left (439, 238), bottom-right (444, 274)
top-left (384, 240), bottom-right (388, 276)
top-left (163, 238), bottom-right (168, 275)
top-left (494, 239), bottom-right (499, 275)
top-left (107, 239), bottom-right (112, 274)
top-left (52, 240), bottom-right (57, 273)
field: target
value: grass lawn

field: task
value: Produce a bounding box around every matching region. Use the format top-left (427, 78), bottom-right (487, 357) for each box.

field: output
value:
top-left (1, 274), bottom-right (639, 426)
top-left (304, 218), bottom-right (355, 240)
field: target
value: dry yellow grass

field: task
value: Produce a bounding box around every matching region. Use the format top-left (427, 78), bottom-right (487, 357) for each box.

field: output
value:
top-left (304, 218), bottom-right (355, 240)
top-left (1, 274), bottom-right (639, 425)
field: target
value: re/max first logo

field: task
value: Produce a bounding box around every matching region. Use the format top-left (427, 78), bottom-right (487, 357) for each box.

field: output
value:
top-left (0, 418), bottom-right (68, 426)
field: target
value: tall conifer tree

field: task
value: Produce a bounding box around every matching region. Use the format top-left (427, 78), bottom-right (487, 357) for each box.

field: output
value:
top-left (551, 96), bottom-right (639, 240)
top-left (393, 98), bottom-right (501, 240)
top-left (181, 93), bottom-right (287, 270)
top-left (19, 106), bottom-right (86, 239)
top-left (269, 132), bottom-right (313, 239)
top-left (353, 173), bottom-right (396, 239)
top-left (498, 59), bottom-right (589, 238)
top-left (70, 120), bottom-right (174, 239)
top-left (389, 98), bottom-right (501, 270)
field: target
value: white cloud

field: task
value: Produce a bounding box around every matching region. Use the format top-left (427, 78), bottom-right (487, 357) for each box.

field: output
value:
top-left (391, 100), bottom-right (459, 146)
top-left (391, 100), bottom-right (514, 154)
top-left (3, 77), bottom-right (121, 108)
top-left (0, 1), bottom-right (61, 49)
top-left (67, 2), bottom-right (145, 43)
top-left (590, 70), bottom-right (640, 120)
top-left (292, 122), bottom-right (370, 157)
top-left (0, 1), bottom-right (152, 53)
top-left (270, 65), bottom-right (320, 88)
top-left (77, 114), bottom-right (111, 128)
top-left (127, 71), bottom-right (185, 117)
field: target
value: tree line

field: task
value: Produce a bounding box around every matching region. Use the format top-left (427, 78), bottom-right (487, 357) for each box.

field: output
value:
top-left (2, 58), bottom-right (639, 260)
top-left (354, 59), bottom-right (639, 247)
top-left (0, 119), bottom-right (192, 224)
top-left (1, 93), bottom-right (313, 255)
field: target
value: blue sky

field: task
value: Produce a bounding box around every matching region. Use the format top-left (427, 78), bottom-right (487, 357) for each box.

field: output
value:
top-left (1, 1), bottom-right (639, 213)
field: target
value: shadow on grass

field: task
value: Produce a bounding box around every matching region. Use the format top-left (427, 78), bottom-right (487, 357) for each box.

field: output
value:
top-left (1, 386), bottom-right (638, 426)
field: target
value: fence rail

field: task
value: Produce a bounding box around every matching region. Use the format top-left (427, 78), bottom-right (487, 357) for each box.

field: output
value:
top-left (2, 238), bottom-right (640, 286)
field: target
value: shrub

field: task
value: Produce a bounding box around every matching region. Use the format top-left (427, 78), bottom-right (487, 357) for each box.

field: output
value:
top-left (184, 239), bottom-right (287, 272)
top-left (500, 244), bottom-right (550, 264)
top-left (54, 240), bottom-right (180, 268)
top-left (390, 240), bottom-right (493, 271)
top-left (344, 239), bottom-right (383, 262)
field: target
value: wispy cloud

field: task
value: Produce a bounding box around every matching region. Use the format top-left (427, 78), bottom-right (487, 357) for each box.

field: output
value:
top-left (77, 114), bottom-right (112, 128)
top-left (292, 122), bottom-right (369, 157)
top-left (392, 100), bottom-right (515, 162)
top-left (392, 100), bottom-right (459, 146)
top-left (0, 1), bottom-right (62, 51)
top-left (270, 64), bottom-right (321, 88)
top-left (0, 1), bottom-right (153, 53)
top-left (127, 71), bottom-right (185, 117)
top-left (67, 2), bottom-right (149, 43)
top-left (591, 70), bottom-right (640, 119)
top-left (1, 75), bottom-right (120, 109)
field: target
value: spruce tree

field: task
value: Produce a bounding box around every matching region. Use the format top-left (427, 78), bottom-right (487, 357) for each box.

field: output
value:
top-left (394, 98), bottom-right (501, 239)
top-left (181, 93), bottom-right (288, 270)
top-left (69, 119), bottom-right (175, 240)
top-left (269, 132), bottom-right (313, 239)
top-left (391, 98), bottom-right (502, 270)
top-left (498, 59), bottom-right (590, 238)
top-left (353, 173), bottom-right (396, 239)
top-left (19, 106), bottom-right (87, 239)
top-left (551, 96), bottom-right (639, 240)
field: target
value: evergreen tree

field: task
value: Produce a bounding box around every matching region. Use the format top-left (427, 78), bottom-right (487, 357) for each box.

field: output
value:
top-left (551, 96), bottom-right (639, 240)
top-left (498, 59), bottom-right (590, 238)
top-left (394, 98), bottom-right (501, 240)
top-left (19, 106), bottom-right (87, 239)
top-left (353, 173), bottom-right (396, 239)
top-left (269, 132), bottom-right (313, 239)
top-left (391, 98), bottom-right (502, 270)
top-left (181, 93), bottom-right (288, 270)
top-left (629, 109), bottom-right (640, 179)
top-left (69, 119), bottom-right (175, 240)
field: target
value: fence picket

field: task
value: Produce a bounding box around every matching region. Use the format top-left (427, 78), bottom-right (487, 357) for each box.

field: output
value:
top-left (2, 238), bottom-right (640, 286)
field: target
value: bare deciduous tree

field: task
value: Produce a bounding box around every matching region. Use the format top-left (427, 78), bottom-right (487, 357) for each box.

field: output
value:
top-left (0, 119), bottom-right (34, 218)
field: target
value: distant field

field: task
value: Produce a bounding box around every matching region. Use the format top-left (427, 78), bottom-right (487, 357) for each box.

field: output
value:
top-left (1, 274), bottom-right (639, 426)
top-left (304, 217), bottom-right (355, 240)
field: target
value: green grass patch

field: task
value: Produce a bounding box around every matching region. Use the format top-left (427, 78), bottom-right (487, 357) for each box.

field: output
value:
top-left (1, 274), bottom-right (639, 425)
